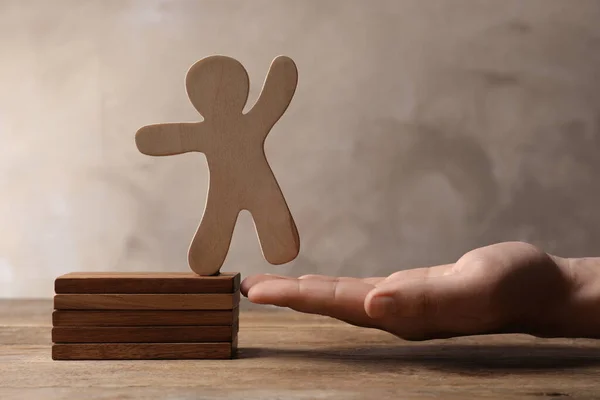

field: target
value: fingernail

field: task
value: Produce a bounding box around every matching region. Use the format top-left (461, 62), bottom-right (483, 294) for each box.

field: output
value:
top-left (369, 296), bottom-right (397, 317)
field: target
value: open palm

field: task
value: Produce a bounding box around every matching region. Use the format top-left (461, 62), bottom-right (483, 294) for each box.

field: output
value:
top-left (241, 242), bottom-right (572, 340)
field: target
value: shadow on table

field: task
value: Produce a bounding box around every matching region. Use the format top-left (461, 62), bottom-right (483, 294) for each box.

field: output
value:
top-left (237, 343), bottom-right (600, 375)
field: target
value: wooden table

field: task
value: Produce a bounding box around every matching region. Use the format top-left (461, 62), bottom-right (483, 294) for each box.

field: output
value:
top-left (1, 299), bottom-right (599, 399)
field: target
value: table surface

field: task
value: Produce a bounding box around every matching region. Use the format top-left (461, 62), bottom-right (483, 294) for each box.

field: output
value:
top-left (1, 299), bottom-right (600, 400)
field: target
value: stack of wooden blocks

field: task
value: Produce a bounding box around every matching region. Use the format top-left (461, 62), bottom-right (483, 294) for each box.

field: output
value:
top-left (51, 272), bottom-right (240, 360)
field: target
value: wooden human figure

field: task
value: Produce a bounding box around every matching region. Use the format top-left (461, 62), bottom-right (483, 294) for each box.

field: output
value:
top-left (135, 55), bottom-right (300, 276)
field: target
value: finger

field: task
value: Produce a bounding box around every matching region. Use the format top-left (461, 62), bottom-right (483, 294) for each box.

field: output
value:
top-left (365, 272), bottom-right (481, 335)
top-left (299, 274), bottom-right (344, 280)
top-left (299, 274), bottom-right (386, 285)
top-left (241, 274), bottom-right (383, 297)
top-left (379, 264), bottom-right (456, 285)
top-left (362, 277), bottom-right (386, 285)
top-left (240, 274), bottom-right (293, 297)
top-left (247, 277), bottom-right (378, 328)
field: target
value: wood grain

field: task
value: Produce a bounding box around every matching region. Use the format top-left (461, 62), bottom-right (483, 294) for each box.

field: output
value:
top-left (54, 292), bottom-right (240, 310)
top-left (55, 272), bottom-right (240, 294)
top-left (52, 342), bottom-right (236, 360)
top-left (135, 55), bottom-right (300, 275)
top-left (52, 323), bottom-right (238, 343)
top-left (52, 308), bottom-right (238, 326)
top-left (3, 300), bottom-right (600, 399)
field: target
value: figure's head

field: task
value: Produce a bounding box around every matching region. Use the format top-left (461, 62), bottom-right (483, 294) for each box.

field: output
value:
top-left (185, 55), bottom-right (249, 120)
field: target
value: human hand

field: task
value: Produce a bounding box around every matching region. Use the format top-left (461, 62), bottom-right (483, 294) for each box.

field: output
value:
top-left (241, 242), bottom-right (574, 340)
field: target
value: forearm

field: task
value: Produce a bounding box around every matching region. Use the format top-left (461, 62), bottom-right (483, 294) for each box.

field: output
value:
top-left (537, 256), bottom-right (600, 338)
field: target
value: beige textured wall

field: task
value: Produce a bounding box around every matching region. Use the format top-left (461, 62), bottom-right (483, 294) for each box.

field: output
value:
top-left (1, 0), bottom-right (600, 298)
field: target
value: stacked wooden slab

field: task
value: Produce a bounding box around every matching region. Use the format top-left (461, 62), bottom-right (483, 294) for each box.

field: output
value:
top-left (52, 272), bottom-right (240, 360)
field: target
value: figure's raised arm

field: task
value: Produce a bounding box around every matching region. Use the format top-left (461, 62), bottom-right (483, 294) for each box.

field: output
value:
top-left (246, 56), bottom-right (298, 131)
top-left (135, 122), bottom-right (209, 156)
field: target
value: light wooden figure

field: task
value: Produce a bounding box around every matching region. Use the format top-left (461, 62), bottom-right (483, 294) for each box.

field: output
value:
top-left (135, 55), bottom-right (300, 275)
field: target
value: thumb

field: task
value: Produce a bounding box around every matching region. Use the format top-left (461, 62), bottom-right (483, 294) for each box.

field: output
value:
top-left (364, 272), bottom-right (472, 322)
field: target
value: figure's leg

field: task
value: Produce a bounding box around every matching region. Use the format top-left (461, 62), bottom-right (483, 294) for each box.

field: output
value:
top-left (247, 170), bottom-right (300, 265)
top-left (188, 185), bottom-right (239, 275)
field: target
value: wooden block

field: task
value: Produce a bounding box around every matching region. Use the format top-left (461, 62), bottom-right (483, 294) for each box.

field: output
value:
top-left (52, 322), bottom-right (238, 343)
top-left (54, 292), bottom-right (240, 310)
top-left (55, 272), bottom-right (240, 294)
top-left (52, 342), bottom-right (236, 360)
top-left (52, 308), bottom-right (238, 327)
top-left (231, 334), bottom-right (238, 358)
